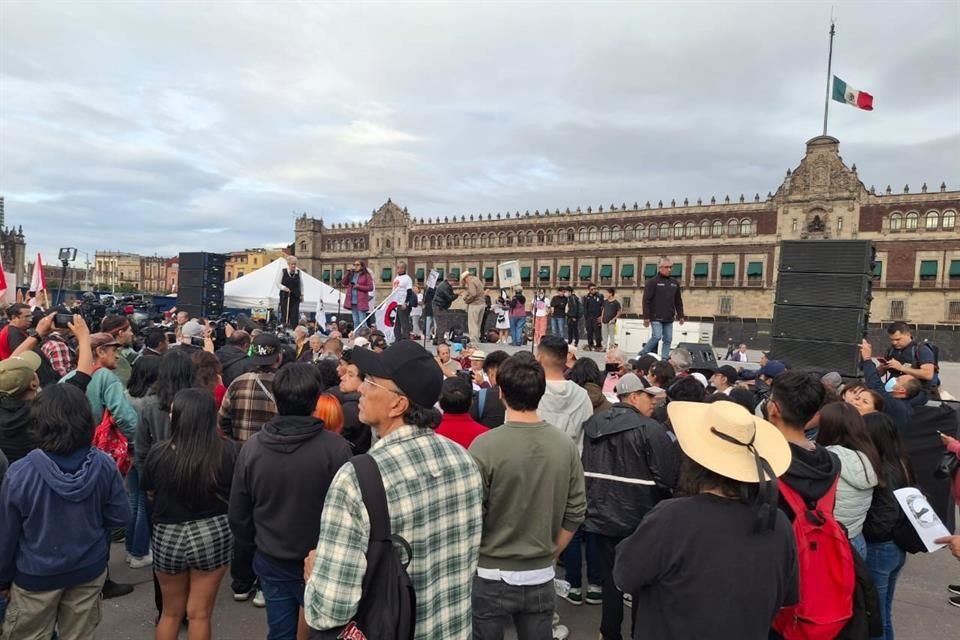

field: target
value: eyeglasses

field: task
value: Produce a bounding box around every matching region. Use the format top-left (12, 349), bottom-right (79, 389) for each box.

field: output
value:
top-left (363, 376), bottom-right (406, 398)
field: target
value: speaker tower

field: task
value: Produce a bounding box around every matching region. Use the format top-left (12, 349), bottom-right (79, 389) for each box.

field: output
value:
top-left (177, 252), bottom-right (226, 319)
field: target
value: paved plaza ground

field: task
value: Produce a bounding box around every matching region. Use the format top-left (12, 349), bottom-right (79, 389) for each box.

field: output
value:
top-left (96, 347), bottom-right (960, 639)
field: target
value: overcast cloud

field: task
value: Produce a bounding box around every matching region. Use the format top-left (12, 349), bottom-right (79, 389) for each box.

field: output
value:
top-left (1, 0), bottom-right (958, 268)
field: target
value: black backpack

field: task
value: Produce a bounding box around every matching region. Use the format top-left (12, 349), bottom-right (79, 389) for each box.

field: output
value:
top-left (312, 454), bottom-right (416, 640)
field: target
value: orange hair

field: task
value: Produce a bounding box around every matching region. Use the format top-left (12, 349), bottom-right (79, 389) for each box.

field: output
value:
top-left (313, 393), bottom-right (344, 434)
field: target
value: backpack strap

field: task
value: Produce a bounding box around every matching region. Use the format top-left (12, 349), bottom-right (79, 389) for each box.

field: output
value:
top-left (352, 454), bottom-right (390, 542)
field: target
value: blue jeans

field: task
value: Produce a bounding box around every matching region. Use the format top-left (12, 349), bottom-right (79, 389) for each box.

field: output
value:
top-left (561, 527), bottom-right (602, 589)
top-left (423, 315), bottom-right (434, 340)
top-left (254, 553), bottom-right (304, 640)
top-left (641, 320), bottom-right (674, 358)
top-left (125, 466), bottom-right (151, 557)
top-left (550, 317), bottom-right (565, 337)
top-left (850, 533), bottom-right (867, 560)
top-left (0, 592), bottom-right (7, 627)
top-left (351, 308), bottom-right (365, 331)
top-left (510, 316), bottom-right (525, 346)
top-left (866, 540), bottom-right (906, 640)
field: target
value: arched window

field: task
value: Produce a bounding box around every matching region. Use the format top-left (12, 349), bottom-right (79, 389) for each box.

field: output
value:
top-left (430, 236), bottom-right (437, 249)
top-left (385, 238), bottom-right (392, 249)
top-left (712, 220), bottom-right (722, 237)
top-left (526, 231), bottom-right (534, 245)
top-left (942, 210), bottom-right (956, 230)
top-left (905, 211), bottom-right (918, 230)
top-left (299, 240), bottom-right (307, 252)
top-left (546, 229), bottom-right (555, 243)
top-left (600, 227), bottom-right (611, 242)
top-left (498, 232), bottom-right (506, 246)
top-left (537, 230), bottom-right (545, 244)
top-left (889, 212), bottom-right (902, 231)
top-left (611, 226), bottom-right (622, 241)
top-left (413, 237), bottom-right (419, 250)
top-left (579, 227), bottom-right (588, 242)
top-left (924, 211), bottom-right (939, 230)
top-left (479, 234), bottom-right (487, 248)
top-left (660, 222), bottom-right (670, 239)
top-left (506, 233), bottom-right (514, 247)
top-left (674, 222), bottom-right (684, 238)
top-left (700, 220), bottom-right (710, 237)
top-left (727, 219), bottom-right (739, 236)
top-left (567, 228), bottom-right (576, 243)
top-left (335, 240), bottom-right (342, 251)
top-left (686, 222), bottom-right (696, 238)
top-left (471, 234), bottom-right (478, 248)
top-left (588, 227), bottom-right (598, 242)
top-left (624, 225), bottom-right (635, 241)
top-left (454, 235), bottom-right (461, 248)
top-left (517, 233), bottom-right (524, 247)
top-left (648, 225), bottom-right (659, 240)
top-left (740, 218), bottom-right (752, 235)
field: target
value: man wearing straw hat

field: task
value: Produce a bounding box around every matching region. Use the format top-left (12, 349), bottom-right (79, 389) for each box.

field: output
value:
top-left (613, 400), bottom-right (798, 640)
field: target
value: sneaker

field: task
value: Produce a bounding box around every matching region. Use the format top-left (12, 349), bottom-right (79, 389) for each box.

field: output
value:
top-left (110, 529), bottom-right (126, 543)
top-left (623, 592), bottom-right (632, 608)
top-left (950, 596), bottom-right (960, 608)
top-left (949, 585), bottom-right (960, 596)
top-left (102, 579), bottom-right (134, 599)
top-left (564, 587), bottom-right (583, 606)
top-left (128, 552), bottom-right (153, 569)
top-left (552, 624), bottom-right (569, 640)
top-left (252, 589), bottom-right (266, 608)
top-left (233, 587), bottom-right (256, 602)
top-left (586, 585), bottom-right (603, 605)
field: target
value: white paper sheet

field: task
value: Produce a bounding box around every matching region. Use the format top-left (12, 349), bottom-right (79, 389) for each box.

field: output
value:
top-left (893, 487), bottom-right (950, 553)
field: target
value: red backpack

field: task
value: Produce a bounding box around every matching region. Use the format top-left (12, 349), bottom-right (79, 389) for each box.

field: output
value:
top-left (772, 477), bottom-right (855, 640)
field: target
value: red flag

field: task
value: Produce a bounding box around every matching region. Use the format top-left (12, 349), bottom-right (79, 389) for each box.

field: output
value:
top-left (30, 253), bottom-right (46, 293)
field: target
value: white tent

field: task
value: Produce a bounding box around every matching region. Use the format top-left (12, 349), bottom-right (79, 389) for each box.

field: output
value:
top-left (223, 258), bottom-right (344, 315)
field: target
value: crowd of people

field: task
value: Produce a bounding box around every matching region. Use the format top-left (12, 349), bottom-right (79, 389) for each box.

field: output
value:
top-left (0, 285), bottom-right (958, 640)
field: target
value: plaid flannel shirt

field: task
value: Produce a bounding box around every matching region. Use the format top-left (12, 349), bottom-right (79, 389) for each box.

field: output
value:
top-left (41, 334), bottom-right (74, 378)
top-left (217, 371), bottom-right (277, 442)
top-left (304, 425), bottom-right (483, 639)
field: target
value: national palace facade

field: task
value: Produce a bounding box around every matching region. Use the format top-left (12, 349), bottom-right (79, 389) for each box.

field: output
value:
top-left (294, 136), bottom-right (960, 325)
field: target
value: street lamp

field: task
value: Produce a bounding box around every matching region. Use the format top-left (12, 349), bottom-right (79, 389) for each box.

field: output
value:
top-left (57, 247), bottom-right (77, 306)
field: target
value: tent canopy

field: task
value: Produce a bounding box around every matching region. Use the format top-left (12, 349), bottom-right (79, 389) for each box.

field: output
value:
top-left (223, 258), bottom-right (344, 314)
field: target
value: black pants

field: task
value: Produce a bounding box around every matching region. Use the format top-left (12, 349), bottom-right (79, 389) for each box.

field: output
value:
top-left (567, 319), bottom-right (580, 346)
top-left (279, 292), bottom-right (300, 328)
top-left (394, 306), bottom-right (412, 341)
top-left (586, 317), bottom-right (601, 348)
top-left (596, 533), bottom-right (637, 640)
top-left (231, 538), bottom-right (257, 594)
top-left (471, 575), bottom-right (554, 640)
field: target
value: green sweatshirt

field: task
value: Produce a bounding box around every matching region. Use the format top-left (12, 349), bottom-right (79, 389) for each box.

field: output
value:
top-left (468, 420), bottom-right (586, 572)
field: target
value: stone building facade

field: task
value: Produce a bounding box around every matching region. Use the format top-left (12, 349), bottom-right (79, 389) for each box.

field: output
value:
top-left (0, 225), bottom-right (27, 290)
top-left (295, 137), bottom-right (960, 325)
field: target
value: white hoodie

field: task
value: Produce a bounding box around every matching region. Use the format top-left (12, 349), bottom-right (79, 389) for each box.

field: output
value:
top-left (537, 380), bottom-right (593, 450)
top-left (826, 445), bottom-right (879, 539)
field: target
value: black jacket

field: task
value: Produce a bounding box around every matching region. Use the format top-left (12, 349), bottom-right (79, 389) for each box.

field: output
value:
top-left (433, 280), bottom-right (456, 311)
top-left (583, 292), bottom-right (603, 319)
top-left (216, 344), bottom-right (256, 388)
top-left (330, 387), bottom-right (372, 453)
top-left (778, 442), bottom-right (840, 520)
top-left (581, 403), bottom-right (680, 537)
top-left (642, 273), bottom-right (684, 322)
top-left (228, 415), bottom-right (352, 567)
top-left (0, 372), bottom-right (89, 465)
top-left (470, 384), bottom-right (506, 429)
top-left (566, 294), bottom-right (581, 321)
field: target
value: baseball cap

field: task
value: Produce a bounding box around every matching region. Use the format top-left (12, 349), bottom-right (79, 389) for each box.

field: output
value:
top-left (757, 360), bottom-right (787, 379)
top-left (89, 333), bottom-right (123, 351)
top-left (0, 352), bottom-right (41, 396)
top-left (820, 372), bottom-right (843, 390)
top-left (181, 320), bottom-right (204, 339)
top-left (250, 333), bottom-right (283, 367)
top-left (615, 373), bottom-right (664, 397)
top-left (350, 340), bottom-right (443, 409)
top-left (714, 365), bottom-right (739, 386)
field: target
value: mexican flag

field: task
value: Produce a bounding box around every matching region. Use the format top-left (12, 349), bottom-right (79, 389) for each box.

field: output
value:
top-left (832, 76), bottom-right (874, 111)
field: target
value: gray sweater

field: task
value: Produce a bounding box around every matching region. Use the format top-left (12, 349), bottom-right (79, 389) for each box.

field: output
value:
top-left (826, 445), bottom-right (879, 539)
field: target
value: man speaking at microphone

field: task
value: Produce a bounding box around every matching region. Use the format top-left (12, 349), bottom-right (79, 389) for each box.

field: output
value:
top-left (278, 255), bottom-right (304, 328)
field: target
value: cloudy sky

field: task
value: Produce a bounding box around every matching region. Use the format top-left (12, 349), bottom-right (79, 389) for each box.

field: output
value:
top-left (2, 1), bottom-right (958, 270)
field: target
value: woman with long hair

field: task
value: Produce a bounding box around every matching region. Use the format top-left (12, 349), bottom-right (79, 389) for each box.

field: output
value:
top-left (313, 392), bottom-right (345, 435)
top-left (191, 351), bottom-right (226, 409)
top-left (815, 402), bottom-right (881, 558)
top-left (142, 389), bottom-right (237, 640)
top-left (862, 411), bottom-right (914, 640)
top-left (125, 355), bottom-right (161, 569)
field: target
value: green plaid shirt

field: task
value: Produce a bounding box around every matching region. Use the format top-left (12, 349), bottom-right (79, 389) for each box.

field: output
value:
top-left (305, 425), bottom-right (483, 639)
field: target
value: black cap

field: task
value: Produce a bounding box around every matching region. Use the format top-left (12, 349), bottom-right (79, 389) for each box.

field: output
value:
top-left (250, 333), bottom-right (283, 367)
top-left (714, 365), bottom-right (739, 385)
top-left (350, 340), bottom-right (443, 409)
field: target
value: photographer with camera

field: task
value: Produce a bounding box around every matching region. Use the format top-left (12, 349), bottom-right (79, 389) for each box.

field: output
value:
top-left (171, 319), bottom-right (214, 356)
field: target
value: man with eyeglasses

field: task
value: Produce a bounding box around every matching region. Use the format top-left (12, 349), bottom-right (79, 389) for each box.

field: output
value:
top-left (304, 341), bottom-right (482, 639)
top-left (640, 257), bottom-right (685, 359)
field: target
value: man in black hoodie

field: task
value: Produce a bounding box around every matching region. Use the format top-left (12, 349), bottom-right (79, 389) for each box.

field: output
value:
top-left (215, 330), bottom-right (255, 388)
top-left (228, 363), bottom-right (352, 639)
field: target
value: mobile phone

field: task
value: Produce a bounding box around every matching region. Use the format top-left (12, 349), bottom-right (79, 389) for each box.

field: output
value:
top-left (54, 313), bottom-right (74, 329)
top-left (877, 357), bottom-right (888, 364)
top-left (605, 362), bottom-right (620, 373)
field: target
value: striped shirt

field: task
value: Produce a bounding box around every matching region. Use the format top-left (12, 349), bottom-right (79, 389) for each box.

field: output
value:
top-left (304, 425), bottom-right (483, 639)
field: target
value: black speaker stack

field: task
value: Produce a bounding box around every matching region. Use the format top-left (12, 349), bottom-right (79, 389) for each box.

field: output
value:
top-left (770, 240), bottom-right (874, 377)
top-left (177, 252), bottom-right (226, 319)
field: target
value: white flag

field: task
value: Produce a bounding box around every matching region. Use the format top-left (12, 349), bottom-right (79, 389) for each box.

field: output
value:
top-left (375, 287), bottom-right (406, 344)
top-left (30, 253), bottom-right (47, 293)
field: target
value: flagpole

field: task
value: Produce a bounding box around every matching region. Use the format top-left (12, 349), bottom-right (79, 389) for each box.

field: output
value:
top-left (822, 20), bottom-right (836, 136)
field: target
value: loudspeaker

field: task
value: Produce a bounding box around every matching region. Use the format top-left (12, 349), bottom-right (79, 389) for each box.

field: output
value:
top-left (677, 342), bottom-right (718, 372)
top-left (771, 240), bottom-right (873, 377)
top-left (177, 252), bottom-right (226, 319)
top-left (179, 252), bottom-right (226, 271)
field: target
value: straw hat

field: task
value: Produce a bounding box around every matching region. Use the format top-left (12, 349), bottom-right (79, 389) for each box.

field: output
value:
top-left (667, 401), bottom-right (791, 483)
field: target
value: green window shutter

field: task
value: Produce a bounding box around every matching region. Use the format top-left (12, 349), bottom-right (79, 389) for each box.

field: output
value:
top-left (539, 266), bottom-right (551, 280)
top-left (437, 268), bottom-right (444, 279)
top-left (322, 269), bottom-right (330, 281)
top-left (747, 261), bottom-right (763, 277)
top-left (872, 261), bottom-right (883, 278)
top-left (949, 260), bottom-right (960, 278)
top-left (599, 264), bottom-right (613, 278)
top-left (468, 267), bottom-right (478, 275)
top-left (643, 264), bottom-right (657, 278)
top-left (483, 267), bottom-right (494, 281)
top-left (450, 267), bottom-right (461, 279)
top-left (620, 264), bottom-right (635, 278)
top-left (334, 269), bottom-right (343, 280)
top-left (558, 265), bottom-right (571, 280)
top-left (415, 268), bottom-right (425, 281)
top-left (693, 262), bottom-right (709, 277)
top-left (381, 267), bottom-right (393, 282)
top-left (720, 262), bottom-right (735, 278)
top-left (520, 266), bottom-right (531, 280)
top-left (671, 264), bottom-right (683, 278)
top-left (919, 260), bottom-right (938, 278)
top-left (579, 265), bottom-right (592, 279)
